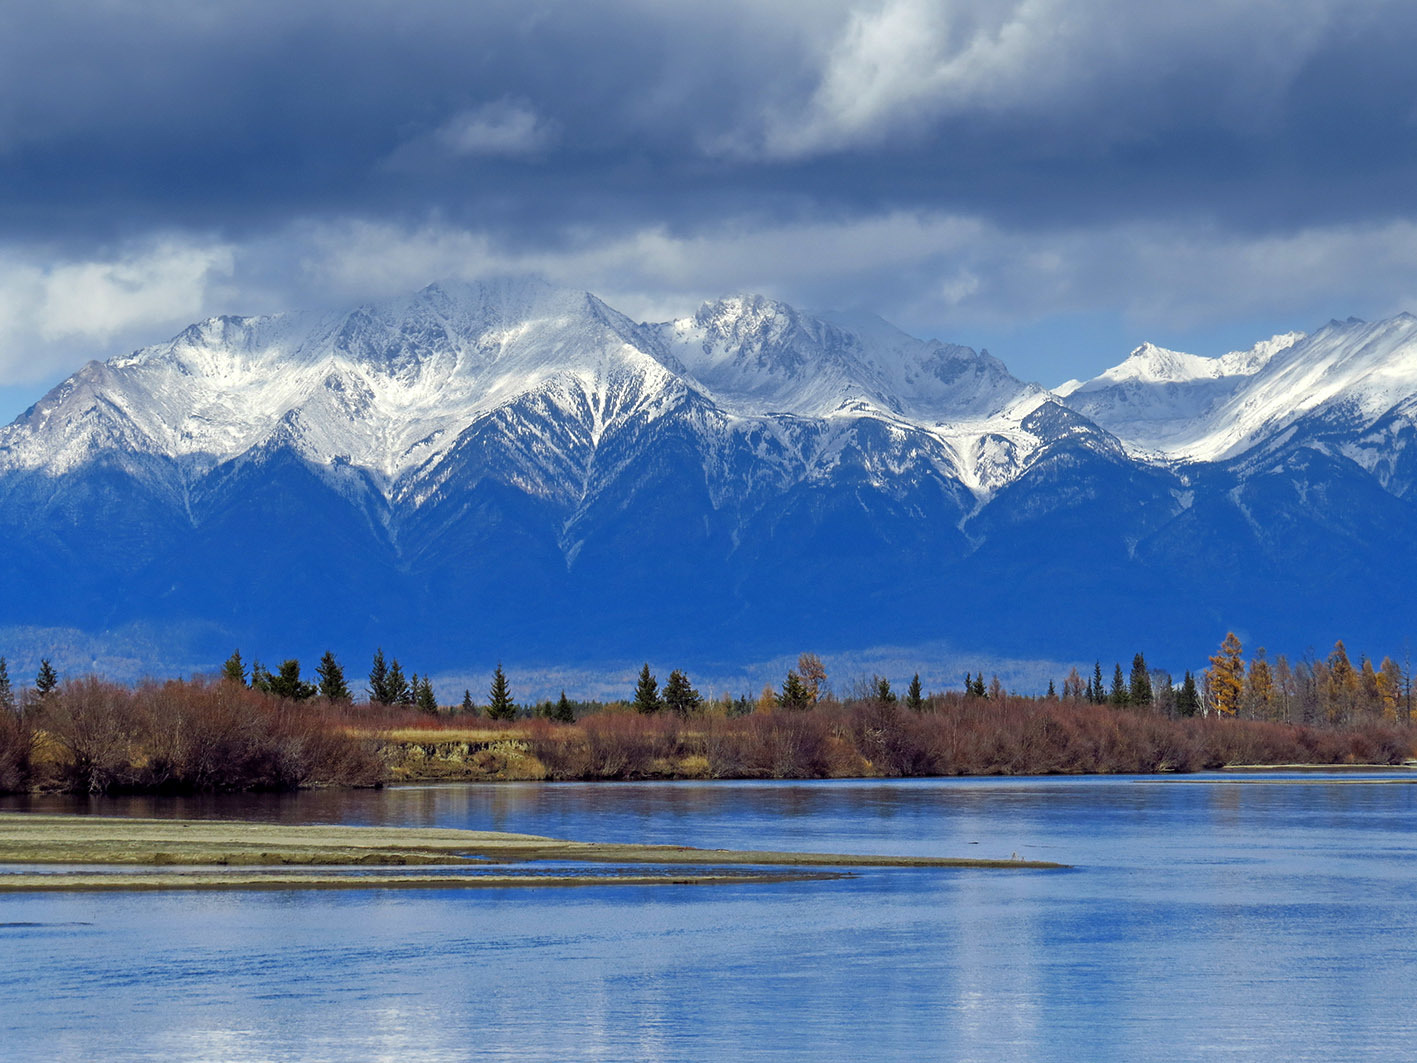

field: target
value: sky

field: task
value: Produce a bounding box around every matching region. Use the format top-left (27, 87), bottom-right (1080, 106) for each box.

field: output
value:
top-left (4, 0), bottom-right (1417, 422)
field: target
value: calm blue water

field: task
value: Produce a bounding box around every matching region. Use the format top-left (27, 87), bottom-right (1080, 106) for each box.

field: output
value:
top-left (3, 775), bottom-right (1416, 1062)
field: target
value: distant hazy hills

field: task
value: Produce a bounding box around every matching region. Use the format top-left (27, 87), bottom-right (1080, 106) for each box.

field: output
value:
top-left (4, 277), bottom-right (1417, 683)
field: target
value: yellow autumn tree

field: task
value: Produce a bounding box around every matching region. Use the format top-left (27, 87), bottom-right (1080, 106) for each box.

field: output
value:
top-left (1206, 632), bottom-right (1245, 717)
top-left (1326, 641), bottom-right (1358, 724)
top-left (1243, 648), bottom-right (1273, 720)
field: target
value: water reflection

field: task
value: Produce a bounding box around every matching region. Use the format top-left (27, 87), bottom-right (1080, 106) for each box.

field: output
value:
top-left (4, 776), bottom-right (1417, 1061)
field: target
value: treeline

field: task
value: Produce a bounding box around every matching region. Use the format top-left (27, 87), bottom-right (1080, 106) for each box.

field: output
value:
top-left (0, 677), bottom-right (380, 794)
top-left (2, 634), bottom-right (1414, 793)
top-left (514, 697), bottom-right (1412, 781)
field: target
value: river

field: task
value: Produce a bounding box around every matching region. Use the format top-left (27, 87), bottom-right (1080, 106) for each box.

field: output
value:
top-left (2, 774), bottom-right (1415, 1062)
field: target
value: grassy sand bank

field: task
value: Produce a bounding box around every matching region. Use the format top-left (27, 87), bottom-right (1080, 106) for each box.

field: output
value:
top-left (0, 813), bottom-right (1064, 891)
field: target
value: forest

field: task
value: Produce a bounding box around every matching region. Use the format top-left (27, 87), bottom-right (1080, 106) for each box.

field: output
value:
top-left (0, 633), bottom-right (1411, 794)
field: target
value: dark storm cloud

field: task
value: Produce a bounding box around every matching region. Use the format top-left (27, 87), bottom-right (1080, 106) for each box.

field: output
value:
top-left (5, 0), bottom-right (1417, 398)
top-left (5, 0), bottom-right (1416, 239)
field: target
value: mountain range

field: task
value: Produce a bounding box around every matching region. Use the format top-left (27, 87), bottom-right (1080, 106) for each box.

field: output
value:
top-left (3, 277), bottom-right (1416, 687)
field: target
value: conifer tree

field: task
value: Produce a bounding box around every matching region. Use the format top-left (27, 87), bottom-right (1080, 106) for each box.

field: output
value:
top-left (387, 660), bottom-right (412, 705)
top-left (416, 675), bottom-right (438, 714)
top-left (0, 656), bottom-right (12, 712)
top-left (487, 664), bottom-right (515, 720)
top-left (367, 648), bottom-right (391, 705)
top-left (1176, 671), bottom-right (1200, 716)
top-left (874, 675), bottom-right (897, 703)
top-left (250, 660), bottom-right (273, 693)
top-left (633, 663), bottom-right (661, 714)
top-left (316, 651), bottom-right (351, 701)
top-left (662, 669), bottom-right (702, 717)
top-left (779, 670), bottom-right (812, 710)
top-left (1110, 663), bottom-right (1129, 706)
top-left (270, 659), bottom-right (316, 700)
top-left (34, 658), bottom-right (57, 698)
top-left (1128, 653), bottom-right (1152, 706)
top-left (552, 689), bottom-right (575, 723)
top-left (905, 673), bottom-right (924, 710)
top-left (461, 689), bottom-right (475, 715)
top-left (1091, 662), bottom-right (1106, 704)
top-left (1206, 632), bottom-right (1245, 717)
top-left (964, 672), bottom-right (974, 697)
top-left (1244, 649), bottom-right (1274, 720)
top-left (1046, 679), bottom-right (1058, 700)
top-left (222, 649), bottom-right (247, 686)
top-left (972, 674), bottom-right (986, 698)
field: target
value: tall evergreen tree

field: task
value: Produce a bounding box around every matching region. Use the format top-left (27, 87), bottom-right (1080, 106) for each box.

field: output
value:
top-left (779, 671), bottom-right (812, 710)
top-left (552, 689), bottom-right (575, 723)
top-left (487, 663), bottom-right (515, 720)
top-left (905, 673), bottom-right (924, 710)
top-left (633, 663), bottom-right (661, 714)
top-left (1128, 653), bottom-right (1153, 706)
top-left (1177, 670), bottom-right (1201, 717)
top-left (250, 660), bottom-right (273, 693)
top-left (662, 669), bottom-right (702, 717)
top-left (1110, 663), bottom-right (1129, 706)
top-left (1091, 662), bottom-right (1106, 704)
top-left (964, 672), bottom-right (975, 697)
top-left (270, 659), bottom-right (316, 700)
top-left (387, 660), bottom-right (412, 705)
top-left (461, 689), bottom-right (475, 715)
top-left (416, 675), bottom-right (438, 714)
top-left (874, 675), bottom-right (897, 703)
top-left (34, 658), bottom-right (58, 698)
top-left (221, 649), bottom-right (247, 686)
top-left (1046, 679), bottom-right (1058, 700)
top-left (316, 651), bottom-right (351, 701)
top-left (972, 674), bottom-right (986, 698)
top-left (0, 656), bottom-right (12, 712)
top-left (367, 648), bottom-right (391, 704)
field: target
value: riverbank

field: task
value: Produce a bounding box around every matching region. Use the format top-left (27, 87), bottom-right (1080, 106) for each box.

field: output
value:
top-left (0, 812), bottom-right (1064, 891)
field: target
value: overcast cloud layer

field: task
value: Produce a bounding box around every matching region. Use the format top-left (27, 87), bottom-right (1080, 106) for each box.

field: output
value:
top-left (3, 0), bottom-right (1417, 407)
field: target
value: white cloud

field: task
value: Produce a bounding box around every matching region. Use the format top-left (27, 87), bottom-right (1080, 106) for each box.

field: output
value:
top-left (737, 0), bottom-right (1344, 158)
top-left (0, 237), bottom-right (234, 384)
top-left (434, 99), bottom-right (557, 158)
top-left (6, 209), bottom-right (1417, 393)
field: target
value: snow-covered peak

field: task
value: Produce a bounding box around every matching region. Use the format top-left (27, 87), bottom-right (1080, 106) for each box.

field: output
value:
top-left (1059, 315), bottom-right (1417, 461)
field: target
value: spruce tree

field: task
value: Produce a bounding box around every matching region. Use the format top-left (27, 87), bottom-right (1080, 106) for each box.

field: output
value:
top-left (905, 673), bottom-right (924, 711)
top-left (873, 675), bottom-right (897, 703)
top-left (552, 689), bottom-right (575, 723)
top-left (461, 689), bottom-right (475, 715)
top-left (1046, 679), bottom-right (1057, 700)
top-left (662, 669), bottom-right (702, 717)
top-left (250, 660), bottom-right (273, 693)
top-left (34, 658), bottom-right (58, 698)
top-left (487, 663), bottom-right (515, 720)
top-left (387, 660), bottom-right (412, 705)
top-left (1129, 653), bottom-right (1153, 706)
top-left (1110, 663), bottom-right (1129, 706)
top-left (633, 663), bottom-right (661, 714)
top-left (367, 649), bottom-right (391, 705)
top-left (416, 675), bottom-right (438, 714)
top-left (1092, 662), bottom-right (1106, 704)
top-left (0, 656), bottom-right (12, 712)
top-left (314, 652), bottom-right (350, 701)
top-left (270, 659), bottom-right (315, 700)
top-left (779, 671), bottom-right (812, 710)
top-left (972, 674), bottom-right (986, 698)
top-left (964, 672), bottom-right (974, 697)
top-left (222, 649), bottom-right (247, 686)
top-left (1177, 670), bottom-right (1200, 717)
